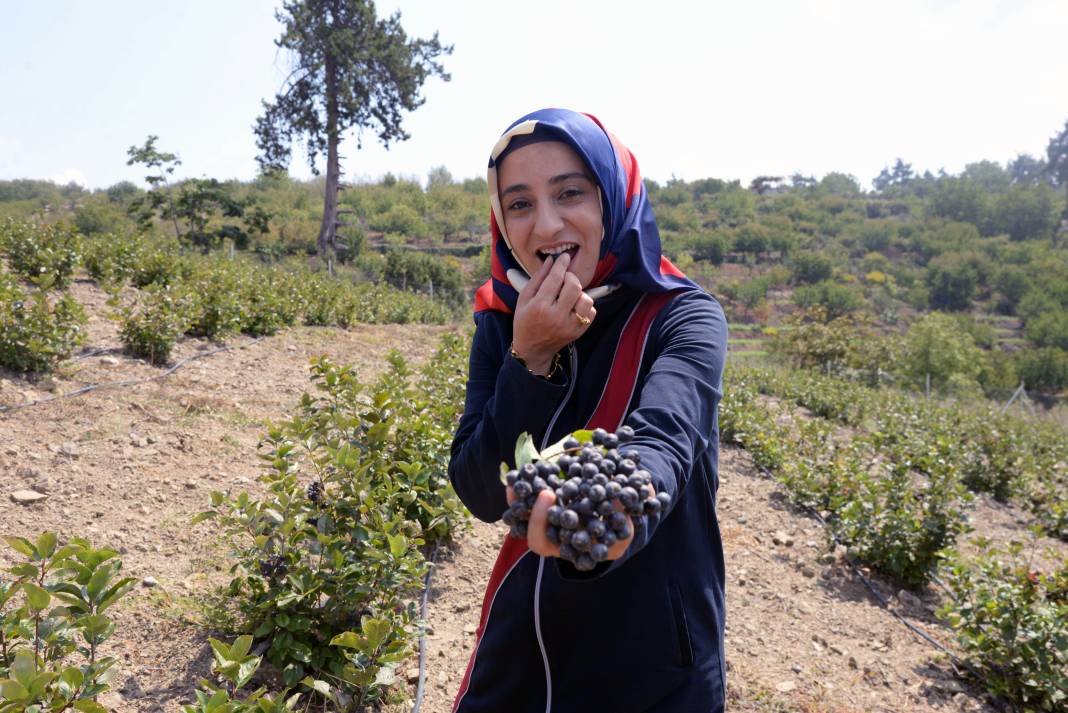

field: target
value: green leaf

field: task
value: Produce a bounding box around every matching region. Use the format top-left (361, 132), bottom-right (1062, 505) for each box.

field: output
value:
top-left (301, 677), bottom-right (332, 698)
top-left (4, 536), bottom-right (36, 558)
top-left (23, 582), bottom-right (51, 612)
top-left (387, 533), bottom-right (407, 558)
top-left (362, 617), bottom-right (391, 650)
top-left (514, 431), bottom-right (540, 468)
top-left (230, 634), bottom-right (253, 659)
top-left (0, 678), bottom-right (29, 701)
top-left (86, 563), bottom-right (113, 601)
top-left (72, 700), bottom-right (108, 713)
top-left (35, 531), bottom-right (57, 559)
top-left (191, 511), bottom-right (217, 525)
top-left (329, 631), bottom-right (360, 649)
top-left (235, 656), bottom-right (261, 690)
top-left (11, 651), bottom-right (36, 687)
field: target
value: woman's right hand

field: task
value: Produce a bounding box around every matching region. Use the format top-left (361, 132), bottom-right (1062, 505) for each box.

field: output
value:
top-left (511, 253), bottom-right (596, 375)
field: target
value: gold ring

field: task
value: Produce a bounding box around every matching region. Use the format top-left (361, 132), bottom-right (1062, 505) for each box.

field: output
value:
top-left (574, 312), bottom-right (592, 327)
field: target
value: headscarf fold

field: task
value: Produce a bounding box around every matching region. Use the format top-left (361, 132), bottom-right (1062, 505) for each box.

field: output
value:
top-left (474, 108), bottom-right (700, 315)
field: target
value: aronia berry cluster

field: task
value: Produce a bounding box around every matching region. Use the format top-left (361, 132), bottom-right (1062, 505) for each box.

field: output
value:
top-left (501, 426), bottom-right (672, 571)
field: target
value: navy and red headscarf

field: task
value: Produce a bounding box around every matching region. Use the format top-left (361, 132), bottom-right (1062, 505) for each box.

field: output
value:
top-left (474, 108), bottom-right (700, 315)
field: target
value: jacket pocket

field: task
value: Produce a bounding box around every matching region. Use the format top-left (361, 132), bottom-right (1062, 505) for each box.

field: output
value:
top-left (668, 580), bottom-right (694, 667)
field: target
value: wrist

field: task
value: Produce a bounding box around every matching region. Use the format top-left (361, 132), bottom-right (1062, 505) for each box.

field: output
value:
top-left (510, 343), bottom-right (560, 379)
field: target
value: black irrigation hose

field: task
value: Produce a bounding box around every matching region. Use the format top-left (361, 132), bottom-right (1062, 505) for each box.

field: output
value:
top-left (748, 461), bottom-right (1017, 713)
top-left (0, 336), bottom-right (267, 415)
top-left (412, 542), bottom-right (441, 713)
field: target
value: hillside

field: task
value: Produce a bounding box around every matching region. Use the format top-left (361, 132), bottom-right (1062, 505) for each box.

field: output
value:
top-left (3, 279), bottom-right (1064, 712)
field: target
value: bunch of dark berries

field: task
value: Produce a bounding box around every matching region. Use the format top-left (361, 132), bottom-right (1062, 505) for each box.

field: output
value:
top-left (259, 553), bottom-right (287, 581)
top-left (501, 426), bottom-right (672, 572)
top-left (306, 481), bottom-right (323, 504)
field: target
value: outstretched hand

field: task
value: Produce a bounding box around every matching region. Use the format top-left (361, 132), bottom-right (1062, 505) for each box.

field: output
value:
top-left (511, 253), bottom-right (596, 375)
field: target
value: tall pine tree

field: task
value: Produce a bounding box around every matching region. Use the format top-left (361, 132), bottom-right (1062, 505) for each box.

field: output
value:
top-left (255, 0), bottom-right (451, 264)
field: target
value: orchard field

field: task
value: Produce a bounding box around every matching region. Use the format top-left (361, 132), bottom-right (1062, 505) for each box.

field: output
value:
top-left (1, 216), bottom-right (1066, 713)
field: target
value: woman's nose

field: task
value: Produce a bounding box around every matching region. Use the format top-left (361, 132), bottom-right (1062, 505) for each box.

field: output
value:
top-left (531, 201), bottom-right (565, 241)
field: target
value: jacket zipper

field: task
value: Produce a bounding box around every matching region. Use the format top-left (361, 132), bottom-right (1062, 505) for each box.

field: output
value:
top-left (534, 342), bottom-right (576, 713)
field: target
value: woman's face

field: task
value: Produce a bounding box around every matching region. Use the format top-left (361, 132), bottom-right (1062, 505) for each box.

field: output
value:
top-left (497, 140), bottom-right (603, 288)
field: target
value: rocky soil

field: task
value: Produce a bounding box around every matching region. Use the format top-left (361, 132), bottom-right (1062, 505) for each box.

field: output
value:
top-left (1, 278), bottom-right (1054, 712)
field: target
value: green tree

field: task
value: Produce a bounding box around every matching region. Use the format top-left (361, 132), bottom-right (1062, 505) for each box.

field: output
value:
top-left (899, 312), bottom-right (984, 395)
top-left (1024, 310), bottom-right (1068, 350)
top-left (1013, 347), bottom-right (1068, 394)
top-left (1045, 119), bottom-right (1068, 218)
top-left (126, 135), bottom-right (182, 236)
top-left (792, 280), bottom-right (864, 319)
top-left (1007, 153), bottom-right (1047, 185)
top-left (925, 255), bottom-right (978, 311)
top-left (790, 251), bottom-right (833, 284)
top-left (254, 0), bottom-right (451, 262)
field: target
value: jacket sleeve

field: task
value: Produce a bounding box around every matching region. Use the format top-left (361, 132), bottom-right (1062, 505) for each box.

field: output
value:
top-left (448, 312), bottom-right (570, 523)
top-left (556, 290), bottom-right (728, 580)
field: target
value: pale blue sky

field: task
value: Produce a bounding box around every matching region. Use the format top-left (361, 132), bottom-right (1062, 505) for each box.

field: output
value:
top-left (2, 0), bottom-right (1066, 190)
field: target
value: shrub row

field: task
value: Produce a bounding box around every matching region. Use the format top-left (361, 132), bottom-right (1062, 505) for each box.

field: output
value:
top-left (720, 371), bottom-right (972, 587)
top-left (740, 365), bottom-right (1068, 538)
top-left (0, 271), bottom-right (86, 373)
top-left (194, 333), bottom-right (469, 706)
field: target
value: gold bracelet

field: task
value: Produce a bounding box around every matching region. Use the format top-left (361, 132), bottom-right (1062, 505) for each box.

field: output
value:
top-left (510, 344), bottom-right (561, 380)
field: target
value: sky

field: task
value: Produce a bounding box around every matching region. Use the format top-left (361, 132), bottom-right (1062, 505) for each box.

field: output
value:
top-left (1, 0), bottom-right (1066, 191)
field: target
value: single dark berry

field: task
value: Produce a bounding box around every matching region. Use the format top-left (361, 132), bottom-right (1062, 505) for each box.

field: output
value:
top-left (513, 480), bottom-right (533, 499)
top-left (627, 504), bottom-right (644, 518)
top-left (606, 481), bottom-right (623, 499)
top-left (657, 492), bottom-right (672, 510)
top-left (597, 499), bottom-right (616, 517)
top-left (546, 525), bottom-right (560, 545)
top-left (609, 511), bottom-right (629, 532)
top-left (547, 505), bottom-right (563, 527)
top-left (571, 529), bottom-right (592, 552)
top-left (560, 509), bottom-right (580, 529)
top-left (589, 484), bottom-right (607, 502)
top-left (591, 428), bottom-right (609, 446)
top-left (532, 476), bottom-right (549, 494)
top-left (557, 455), bottom-right (574, 470)
top-left (627, 474), bottom-right (645, 490)
top-left (580, 447), bottom-right (599, 463)
top-left (621, 449), bottom-right (641, 465)
top-left (617, 425), bottom-right (635, 443)
top-left (593, 472), bottom-right (609, 485)
top-left (636, 469), bottom-right (653, 484)
top-left (576, 497), bottom-right (594, 516)
top-left (547, 474), bottom-right (562, 489)
top-left (617, 521), bottom-right (633, 540)
top-left (603, 433), bottom-right (620, 450)
top-left (568, 462), bottom-right (584, 478)
top-left (505, 470), bottom-right (519, 487)
top-left (587, 518), bottom-right (606, 540)
top-left (510, 500), bottom-right (530, 519)
top-left (575, 553), bottom-right (596, 571)
top-left (613, 474), bottom-right (629, 487)
top-left (559, 528), bottom-right (574, 545)
top-left (536, 460), bottom-right (558, 477)
top-left (502, 508), bottom-right (517, 526)
top-left (602, 530), bottom-right (618, 548)
top-left (560, 543), bottom-right (577, 560)
top-left (617, 459), bottom-right (636, 476)
top-left (563, 437), bottom-right (581, 451)
top-left (640, 484), bottom-right (655, 500)
top-left (519, 463), bottom-right (538, 481)
top-left (620, 487), bottom-right (640, 509)
top-left (561, 480), bottom-right (579, 501)
top-left (643, 497), bottom-right (662, 516)
top-left (600, 460), bottom-right (616, 476)
top-left (513, 521), bottom-right (529, 538)
top-left (591, 543), bottom-right (609, 562)
top-left (582, 462), bottom-right (600, 479)
top-left (579, 481), bottom-right (591, 497)
top-left (605, 448), bottom-right (621, 463)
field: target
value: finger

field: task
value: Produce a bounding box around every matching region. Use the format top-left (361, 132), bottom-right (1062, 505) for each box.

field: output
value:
top-left (554, 271), bottom-right (583, 310)
top-left (574, 292), bottom-right (596, 324)
top-left (506, 486), bottom-right (515, 506)
top-left (527, 488), bottom-right (561, 557)
top-left (535, 252), bottom-right (571, 303)
top-left (519, 255), bottom-right (555, 304)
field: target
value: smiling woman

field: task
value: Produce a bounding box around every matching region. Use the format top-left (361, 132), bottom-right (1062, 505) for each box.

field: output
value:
top-left (448, 108), bottom-right (730, 712)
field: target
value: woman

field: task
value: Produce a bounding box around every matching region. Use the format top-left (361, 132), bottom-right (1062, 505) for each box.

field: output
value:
top-left (448, 108), bottom-right (728, 712)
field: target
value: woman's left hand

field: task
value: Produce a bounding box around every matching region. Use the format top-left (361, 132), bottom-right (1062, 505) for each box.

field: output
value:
top-left (506, 485), bottom-right (633, 561)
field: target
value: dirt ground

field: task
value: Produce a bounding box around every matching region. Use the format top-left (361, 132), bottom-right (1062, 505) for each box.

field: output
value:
top-left (0, 278), bottom-right (1055, 712)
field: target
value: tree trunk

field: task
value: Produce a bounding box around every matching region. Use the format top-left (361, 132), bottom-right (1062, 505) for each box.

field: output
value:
top-left (317, 49), bottom-right (340, 270)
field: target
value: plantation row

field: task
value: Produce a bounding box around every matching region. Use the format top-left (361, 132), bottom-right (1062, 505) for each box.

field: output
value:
top-left (0, 220), bottom-right (451, 374)
top-left (719, 367), bottom-right (1068, 710)
top-left (1, 333), bottom-right (472, 711)
top-left (742, 365), bottom-right (1068, 538)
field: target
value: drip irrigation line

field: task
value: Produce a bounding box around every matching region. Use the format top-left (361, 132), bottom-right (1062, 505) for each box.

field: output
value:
top-left (412, 542), bottom-right (441, 713)
top-left (749, 460), bottom-right (1016, 712)
top-left (0, 337), bottom-right (267, 415)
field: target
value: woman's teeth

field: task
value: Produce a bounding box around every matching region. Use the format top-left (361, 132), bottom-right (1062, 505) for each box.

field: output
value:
top-left (539, 244), bottom-right (578, 259)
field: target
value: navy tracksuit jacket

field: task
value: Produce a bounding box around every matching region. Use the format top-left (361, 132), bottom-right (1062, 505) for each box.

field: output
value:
top-left (448, 286), bottom-right (728, 713)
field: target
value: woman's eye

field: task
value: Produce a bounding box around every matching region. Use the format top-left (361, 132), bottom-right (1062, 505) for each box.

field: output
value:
top-left (559, 187), bottom-right (584, 201)
top-left (507, 198), bottom-right (531, 211)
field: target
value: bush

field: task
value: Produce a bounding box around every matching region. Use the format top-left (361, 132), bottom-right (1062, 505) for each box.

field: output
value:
top-left (792, 280), bottom-right (864, 319)
top-left (0, 220), bottom-right (81, 289)
top-left (383, 249), bottom-right (465, 308)
top-left (1014, 347), bottom-right (1068, 394)
top-left (790, 251), bottom-right (833, 285)
top-left (198, 345), bottom-right (469, 705)
top-left (925, 255), bottom-right (978, 312)
top-left (81, 233), bottom-right (148, 289)
top-left (0, 532), bottom-right (135, 711)
top-left (185, 263), bottom-right (246, 340)
top-left (0, 275), bottom-right (87, 373)
top-left (119, 285), bottom-right (193, 365)
top-left (938, 539), bottom-right (1068, 711)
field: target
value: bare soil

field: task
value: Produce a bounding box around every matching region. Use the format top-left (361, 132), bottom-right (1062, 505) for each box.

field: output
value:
top-left (1, 278), bottom-right (1057, 712)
